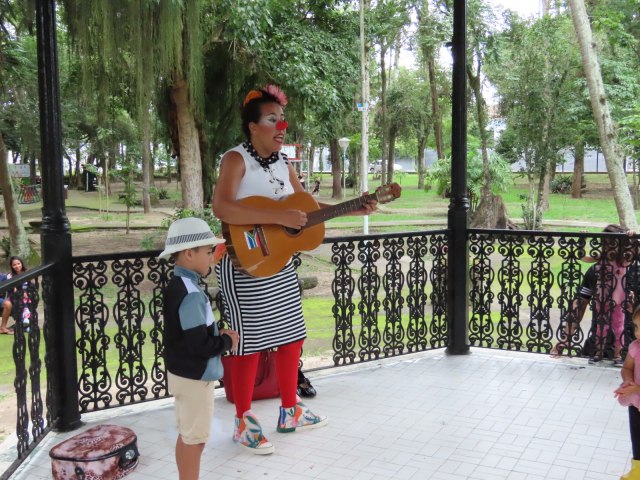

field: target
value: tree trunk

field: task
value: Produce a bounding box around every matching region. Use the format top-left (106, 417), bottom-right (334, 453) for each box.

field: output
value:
top-left (75, 147), bottom-right (82, 189)
top-left (572, 141), bottom-right (585, 198)
top-left (380, 44), bottom-right (388, 186)
top-left (467, 62), bottom-right (507, 227)
top-left (539, 158), bottom-right (555, 211)
top-left (569, 0), bottom-right (637, 230)
top-left (536, 161), bottom-right (548, 212)
top-left (141, 103), bottom-right (152, 213)
top-left (330, 139), bottom-right (342, 199)
top-left (0, 131), bottom-right (30, 259)
top-left (387, 129), bottom-right (396, 182)
top-left (150, 142), bottom-right (156, 188)
top-left (308, 144), bottom-right (315, 183)
top-left (469, 191), bottom-right (510, 229)
top-left (29, 155), bottom-right (37, 185)
top-left (428, 59), bottom-right (444, 159)
top-left (171, 76), bottom-right (204, 209)
top-left (417, 135), bottom-right (427, 190)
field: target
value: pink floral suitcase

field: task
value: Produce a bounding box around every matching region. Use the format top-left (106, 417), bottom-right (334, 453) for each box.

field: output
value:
top-left (49, 424), bottom-right (139, 480)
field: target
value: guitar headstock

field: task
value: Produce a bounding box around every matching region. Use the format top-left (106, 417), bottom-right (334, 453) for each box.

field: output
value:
top-left (374, 183), bottom-right (402, 204)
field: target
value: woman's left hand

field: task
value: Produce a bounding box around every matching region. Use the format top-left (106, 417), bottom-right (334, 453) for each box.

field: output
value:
top-left (352, 198), bottom-right (377, 216)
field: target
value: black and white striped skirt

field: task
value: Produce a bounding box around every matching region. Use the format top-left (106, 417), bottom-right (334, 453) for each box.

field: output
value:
top-left (215, 255), bottom-right (306, 355)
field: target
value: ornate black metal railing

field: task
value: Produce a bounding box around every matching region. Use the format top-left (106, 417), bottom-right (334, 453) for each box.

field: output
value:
top-left (71, 229), bottom-right (449, 413)
top-left (0, 264), bottom-right (55, 480)
top-left (5, 227), bottom-right (640, 479)
top-left (468, 229), bottom-right (639, 360)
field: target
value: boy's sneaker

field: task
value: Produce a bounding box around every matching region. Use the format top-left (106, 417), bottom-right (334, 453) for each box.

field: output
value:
top-left (277, 402), bottom-right (328, 433)
top-left (233, 410), bottom-right (275, 455)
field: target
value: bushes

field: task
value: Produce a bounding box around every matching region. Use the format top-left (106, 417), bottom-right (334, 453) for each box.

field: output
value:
top-left (550, 175), bottom-right (572, 194)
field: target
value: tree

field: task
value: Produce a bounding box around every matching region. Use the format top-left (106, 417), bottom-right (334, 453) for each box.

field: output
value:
top-left (569, 0), bottom-right (637, 230)
top-left (61, 0), bottom-right (207, 209)
top-left (458, 0), bottom-right (510, 228)
top-left (415, 0), bottom-right (450, 161)
top-left (369, 0), bottom-right (411, 185)
top-left (488, 13), bottom-right (580, 229)
top-left (385, 69), bottom-right (432, 188)
top-left (0, 10), bottom-right (34, 260)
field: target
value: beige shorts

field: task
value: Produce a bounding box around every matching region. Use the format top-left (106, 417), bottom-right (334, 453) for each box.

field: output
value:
top-left (167, 371), bottom-right (215, 445)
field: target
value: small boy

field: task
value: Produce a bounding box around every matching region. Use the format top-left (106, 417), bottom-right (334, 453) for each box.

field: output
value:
top-left (160, 217), bottom-right (239, 480)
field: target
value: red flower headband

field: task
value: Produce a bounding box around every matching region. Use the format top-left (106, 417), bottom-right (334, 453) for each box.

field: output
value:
top-left (242, 84), bottom-right (288, 108)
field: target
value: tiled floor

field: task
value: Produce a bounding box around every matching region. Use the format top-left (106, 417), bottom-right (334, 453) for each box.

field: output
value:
top-left (2, 349), bottom-right (633, 479)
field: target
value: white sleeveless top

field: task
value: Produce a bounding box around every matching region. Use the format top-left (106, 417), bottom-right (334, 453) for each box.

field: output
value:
top-left (226, 144), bottom-right (293, 200)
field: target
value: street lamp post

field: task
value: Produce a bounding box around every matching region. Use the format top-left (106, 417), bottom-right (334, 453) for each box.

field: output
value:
top-left (338, 137), bottom-right (350, 199)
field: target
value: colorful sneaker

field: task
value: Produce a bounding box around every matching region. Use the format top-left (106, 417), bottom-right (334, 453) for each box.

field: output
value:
top-left (277, 402), bottom-right (328, 433)
top-left (233, 410), bottom-right (275, 455)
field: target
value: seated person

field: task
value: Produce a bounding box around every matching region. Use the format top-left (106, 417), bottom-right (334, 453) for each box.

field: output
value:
top-left (551, 225), bottom-right (639, 364)
top-left (0, 272), bottom-right (12, 335)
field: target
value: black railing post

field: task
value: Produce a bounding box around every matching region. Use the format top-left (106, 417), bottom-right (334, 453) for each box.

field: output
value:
top-left (447, 0), bottom-right (470, 355)
top-left (36, 0), bottom-right (82, 431)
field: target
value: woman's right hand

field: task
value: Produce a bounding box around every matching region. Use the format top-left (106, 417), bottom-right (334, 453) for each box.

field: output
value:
top-left (221, 329), bottom-right (240, 352)
top-left (279, 209), bottom-right (307, 230)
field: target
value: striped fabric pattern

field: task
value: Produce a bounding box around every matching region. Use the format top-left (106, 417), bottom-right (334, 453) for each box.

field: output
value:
top-left (166, 231), bottom-right (215, 246)
top-left (216, 255), bottom-right (306, 355)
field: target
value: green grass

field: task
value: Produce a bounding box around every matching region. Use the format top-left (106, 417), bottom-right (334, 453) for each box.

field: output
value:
top-left (0, 171), bottom-right (633, 400)
top-left (326, 173), bottom-right (639, 230)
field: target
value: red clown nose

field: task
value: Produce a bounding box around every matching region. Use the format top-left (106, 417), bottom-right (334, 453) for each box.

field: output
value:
top-left (276, 120), bottom-right (288, 130)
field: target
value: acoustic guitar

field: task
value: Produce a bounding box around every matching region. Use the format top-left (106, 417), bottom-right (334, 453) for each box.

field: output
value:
top-left (222, 183), bottom-right (402, 277)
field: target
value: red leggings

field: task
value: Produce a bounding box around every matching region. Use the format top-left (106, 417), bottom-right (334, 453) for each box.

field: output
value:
top-left (231, 340), bottom-right (303, 418)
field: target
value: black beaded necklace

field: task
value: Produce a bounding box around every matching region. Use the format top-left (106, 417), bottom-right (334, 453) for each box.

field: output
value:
top-left (243, 141), bottom-right (287, 195)
top-left (244, 142), bottom-right (279, 169)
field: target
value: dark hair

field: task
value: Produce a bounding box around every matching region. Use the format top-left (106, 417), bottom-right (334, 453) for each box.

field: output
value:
top-left (241, 89), bottom-right (283, 140)
top-left (603, 224), bottom-right (625, 233)
top-left (8, 256), bottom-right (26, 275)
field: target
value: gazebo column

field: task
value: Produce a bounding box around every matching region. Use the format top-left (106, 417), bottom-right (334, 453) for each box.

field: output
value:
top-left (447, 0), bottom-right (470, 355)
top-left (36, 0), bottom-right (82, 431)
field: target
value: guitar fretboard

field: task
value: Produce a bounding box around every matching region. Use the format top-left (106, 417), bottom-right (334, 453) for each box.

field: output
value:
top-left (307, 192), bottom-right (377, 228)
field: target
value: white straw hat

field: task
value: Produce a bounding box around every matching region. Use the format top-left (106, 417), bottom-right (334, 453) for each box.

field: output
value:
top-left (158, 217), bottom-right (224, 260)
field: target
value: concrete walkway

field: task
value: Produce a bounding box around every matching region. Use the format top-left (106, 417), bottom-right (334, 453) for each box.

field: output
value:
top-left (3, 348), bottom-right (632, 480)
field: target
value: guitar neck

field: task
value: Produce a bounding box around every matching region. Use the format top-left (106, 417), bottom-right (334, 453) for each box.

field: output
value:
top-left (307, 192), bottom-right (377, 227)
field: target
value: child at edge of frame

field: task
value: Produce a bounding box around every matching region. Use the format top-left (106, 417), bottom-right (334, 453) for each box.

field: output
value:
top-left (615, 306), bottom-right (640, 480)
top-left (160, 217), bottom-right (239, 480)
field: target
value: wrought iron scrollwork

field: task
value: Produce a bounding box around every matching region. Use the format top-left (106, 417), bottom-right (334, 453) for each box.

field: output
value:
top-left (496, 234), bottom-right (524, 350)
top-left (356, 239), bottom-right (381, 361)
top-left (331, 241), bottom-right (356, 365)
top-left (556, 236), bottom-right (587, 356)
top-left (74, 260), bottom-right (112, 412)
top-left (525, 236), bottom-right (555, 352)
top-left (429, 234), bottom-right (448, 348)
top-left (147, 257), bottom-right (172, 399)
top-left (406, 235), bottom-right (428, 352)
top-left (469, 233), bottom-right (495, 347)
top-left (112, 258), bottom-right (148, 405)
top-left (382, 237), bottom-right (405, 356)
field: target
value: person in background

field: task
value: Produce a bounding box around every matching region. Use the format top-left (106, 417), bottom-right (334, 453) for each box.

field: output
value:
top-left (0, 283), bottom-right (13, 335)
top-left (551, 225), bottom-right (639, 365)
top-left (6, 256), bottom-right (30, 332)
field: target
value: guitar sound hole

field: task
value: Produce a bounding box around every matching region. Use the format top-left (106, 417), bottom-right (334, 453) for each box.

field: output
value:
top-left (284, 227), bottom-right (302, 236)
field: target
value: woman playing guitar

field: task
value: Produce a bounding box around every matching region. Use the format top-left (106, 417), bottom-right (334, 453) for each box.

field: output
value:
top-left (212, 85), bottom-right (376, 455)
